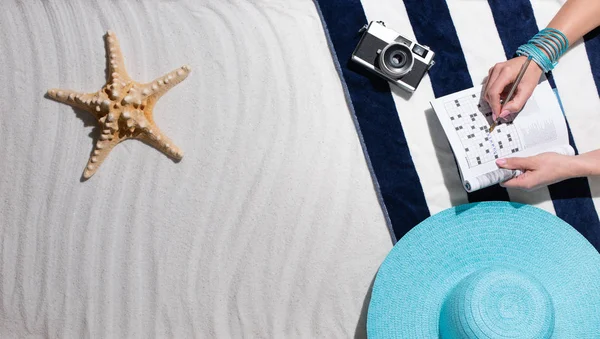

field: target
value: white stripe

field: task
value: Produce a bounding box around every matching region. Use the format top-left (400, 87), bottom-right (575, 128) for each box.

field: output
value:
top-left (360, 0), bottom-right (467, 215)
top-left (530, 0), bottom-right (600, 211)
top-left (446, 0), bottom-right (556, 214)
top-left (445, 1), bottom-right (505, 82)
top-left (361, 0), bottom-right (560, 213)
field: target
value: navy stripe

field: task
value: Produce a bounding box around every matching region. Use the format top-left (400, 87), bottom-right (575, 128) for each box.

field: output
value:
top-left (488, 0), bottom-right (600, 250)
top-left (402, 0), bottom-right (511, 203)
top-left (584, 27), bottom-right (600, 97)
top-left (312, 0), bottom-right (430, 242)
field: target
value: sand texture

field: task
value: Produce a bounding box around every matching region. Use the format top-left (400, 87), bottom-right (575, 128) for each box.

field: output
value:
top-left (0, 0), bottom-right (391, 337)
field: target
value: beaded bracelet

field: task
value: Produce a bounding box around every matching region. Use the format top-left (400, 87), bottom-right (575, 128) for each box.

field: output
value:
top-left (516, 28), bottom-right (569, 73)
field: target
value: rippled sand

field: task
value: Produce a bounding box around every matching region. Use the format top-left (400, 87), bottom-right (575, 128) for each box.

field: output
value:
top-left (0, 0), bottom-right (391, 337)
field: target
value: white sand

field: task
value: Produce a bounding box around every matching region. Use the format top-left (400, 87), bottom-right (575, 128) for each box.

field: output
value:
top-left (0, 0), bottom-right (391, 337)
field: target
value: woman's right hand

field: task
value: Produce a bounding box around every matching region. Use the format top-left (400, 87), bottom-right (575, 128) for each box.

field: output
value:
top-left (484, 56), bottom-right (544, 121)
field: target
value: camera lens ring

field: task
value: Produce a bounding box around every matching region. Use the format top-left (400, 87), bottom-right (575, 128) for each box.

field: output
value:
top-left (378, 43), bottom-right (414, 78)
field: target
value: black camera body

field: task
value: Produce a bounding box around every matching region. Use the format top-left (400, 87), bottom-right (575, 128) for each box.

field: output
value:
top-left (351, 21), bottom-right (435, 92)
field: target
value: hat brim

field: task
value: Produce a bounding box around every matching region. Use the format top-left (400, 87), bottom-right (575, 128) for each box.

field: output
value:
top-left (367, 201), bottom-right (600, 338)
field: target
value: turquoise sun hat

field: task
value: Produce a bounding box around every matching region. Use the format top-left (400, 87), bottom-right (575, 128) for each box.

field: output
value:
top-left (367, 201), bottom-right (600, 338)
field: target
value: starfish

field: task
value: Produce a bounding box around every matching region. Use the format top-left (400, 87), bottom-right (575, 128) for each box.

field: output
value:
top-left (47, 30), bottom-right (191, 179)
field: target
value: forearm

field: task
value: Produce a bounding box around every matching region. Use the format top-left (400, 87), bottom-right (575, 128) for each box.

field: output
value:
top-left (571, 150), bottom-right (600, 177)
top-left (547, 0), bottom-right (600, 44)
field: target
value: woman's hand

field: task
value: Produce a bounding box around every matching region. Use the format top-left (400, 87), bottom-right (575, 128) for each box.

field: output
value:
top-left (484, 56), bottom-right (544, 121)
top-left (495, 152), bottom-right (578, 191)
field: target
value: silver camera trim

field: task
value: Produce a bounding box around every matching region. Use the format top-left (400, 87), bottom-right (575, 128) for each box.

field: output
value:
top-left (378, 43), bottom-right (415, 78)
top-left (353, 57), bottom-right (417, 92)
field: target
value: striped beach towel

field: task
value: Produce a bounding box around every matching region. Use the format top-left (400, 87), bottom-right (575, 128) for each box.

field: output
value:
top-left (313, 0), bottom-right (600, 248)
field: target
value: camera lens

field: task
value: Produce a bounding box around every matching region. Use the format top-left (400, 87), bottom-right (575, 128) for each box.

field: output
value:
top-left (378, 43), bottom-right (414, 78)
top-left (390, 52), bottom-right (407, 68)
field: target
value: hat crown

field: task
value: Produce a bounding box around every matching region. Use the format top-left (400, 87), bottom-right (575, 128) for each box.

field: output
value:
top-left (439, 267), bottom-right (554, 339)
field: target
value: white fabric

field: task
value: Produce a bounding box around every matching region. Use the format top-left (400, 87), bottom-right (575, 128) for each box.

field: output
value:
top-left (3, 0), bottom-right (600, 337)
top-left (0, 1), bottom-right (391, 337)
top-left (360, 0), bottom-right (599, 216)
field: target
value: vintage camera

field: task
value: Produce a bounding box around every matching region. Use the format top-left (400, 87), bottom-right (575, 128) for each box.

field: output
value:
top-left (351, 21), bottom-right (435, 92)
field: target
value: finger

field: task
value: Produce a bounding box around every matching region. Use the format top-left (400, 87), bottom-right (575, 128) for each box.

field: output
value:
top-left (499, 172), bottom-right (540, 192)
top-left (484, 65), bottom-right (502, 101)
top-left (499, 84), bottom-right (535, 118)
top-left (496, 157), bottom-right (534, 170)
top-left (486, 68), bottom-right (514, 120)
top-left (497, 112), bottom-right (517, 124)
top-left (499, 169), bottom-right (527, 188)
top-left (484, 66), bottom-right (495, 91)
top-left (499, 177), bottom-right (518, 188)
top-left (484, 64), bottom-right (502, 97)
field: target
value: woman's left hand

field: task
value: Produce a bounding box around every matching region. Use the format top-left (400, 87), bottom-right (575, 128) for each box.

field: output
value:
top-left (495, 152), bottom-right (577, 191)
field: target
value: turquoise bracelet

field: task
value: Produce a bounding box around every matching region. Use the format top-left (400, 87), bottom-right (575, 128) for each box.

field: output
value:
top-left (516, 28), bottom-right (569, 73)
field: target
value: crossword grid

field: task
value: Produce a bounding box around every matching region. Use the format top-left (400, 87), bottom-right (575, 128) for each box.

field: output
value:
top-left (444, 92), bottom-right (523, 168)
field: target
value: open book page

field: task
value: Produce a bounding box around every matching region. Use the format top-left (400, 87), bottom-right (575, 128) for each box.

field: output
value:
top-left (430, 79), bottom-right (574, 192)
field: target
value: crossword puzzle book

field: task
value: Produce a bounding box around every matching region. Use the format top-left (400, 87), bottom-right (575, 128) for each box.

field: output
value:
top-left (430, 79), bottom-right (574, 192)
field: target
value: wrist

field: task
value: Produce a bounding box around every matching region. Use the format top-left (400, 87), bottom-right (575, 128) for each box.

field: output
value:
top-left (571, 153), bottom-right (600, 177)
top-left (516, 28), bottom-right (569, 73)
top-left (528, 59), bottom-right (544, 76)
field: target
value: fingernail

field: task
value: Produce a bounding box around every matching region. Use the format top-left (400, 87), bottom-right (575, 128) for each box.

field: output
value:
top-left (500, 109), bottom-right (510, 117)
top-left (496, 159), bottom-right (506, 166)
